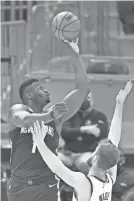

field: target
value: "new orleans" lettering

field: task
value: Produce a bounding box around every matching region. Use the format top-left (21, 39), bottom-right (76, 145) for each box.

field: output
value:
top-left (20, 125), bottom-right (54, 137)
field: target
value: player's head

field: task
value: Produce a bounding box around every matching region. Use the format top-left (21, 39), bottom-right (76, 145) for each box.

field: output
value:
top-left (19, 78), bottom-right (50, 107)
top-left (80, 89), bottom-right (93, 111)
top-left (87, 139), bottom-right (120, 171)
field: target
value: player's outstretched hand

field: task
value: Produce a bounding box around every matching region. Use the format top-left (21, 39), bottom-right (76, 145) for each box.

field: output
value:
top-left (64, 38), bottom-right (79, 54)
top-left (116, 81), bottom-right (133, 104)
top-left (31, 121), bottom-right (46, 153)
top-left (32, 121), bottom-right (47, 145)
top-left (51, 102), bottom-right (69, 119)
top-left (32, 121), bottom-right (52, 153)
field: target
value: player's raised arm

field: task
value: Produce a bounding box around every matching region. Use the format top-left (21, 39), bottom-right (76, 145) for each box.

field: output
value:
top-left (60, 39), bottom-right (89, 123)
top-left (32, 121), bottom-right (87, 188)
top-left (108, 81), bottom-right (133, 183)
top-left (108, 81), bottom-right (133, 147)
top-left (9, 103), bottom-right (68, 128)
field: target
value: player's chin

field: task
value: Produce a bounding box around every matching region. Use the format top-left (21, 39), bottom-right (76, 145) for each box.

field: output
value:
top-left (46, 97), bottom-right (51, 104)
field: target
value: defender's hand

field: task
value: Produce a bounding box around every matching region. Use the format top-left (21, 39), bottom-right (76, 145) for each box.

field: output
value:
top-left (116, 81), bottom-right (133, 104)
top-left (31, 121), bottom-right (49, 153)
top-left (64, 38), bottom-right (79, 54)
top-left (32, 121), bottom-right (47, 145)
top-left (52, 102), bottom-right (69, 119)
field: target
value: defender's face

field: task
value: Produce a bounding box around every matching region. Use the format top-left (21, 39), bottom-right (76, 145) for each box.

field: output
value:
top-left (28, 82), bottom-right (51, 105)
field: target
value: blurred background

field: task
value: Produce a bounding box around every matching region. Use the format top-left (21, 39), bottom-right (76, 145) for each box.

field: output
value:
top-left (1, 1), bottom-right (134, 201)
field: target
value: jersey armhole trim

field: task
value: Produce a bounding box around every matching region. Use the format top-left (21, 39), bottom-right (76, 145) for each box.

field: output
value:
top-left (109, 174), bottom-right (114, 185)
top-left (86, 177), bottom-right (93, 198)
top-left (106, 173), bottom-right (114, 185)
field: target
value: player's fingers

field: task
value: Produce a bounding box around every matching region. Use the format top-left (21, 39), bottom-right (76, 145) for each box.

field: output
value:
top-left (34, 121), bottom-right (39, 134)
top-left (124, 81), bottom-right (132, 90)
top-left (75, 38), bottom-right (79, 44)
top-left (64, 39), bottom-right (71, 44)
top-left (35, 121), bottom-right (41, 136)
top-left (58, 107), bottom-right (69, 113)
top-left (55, 104), bottom-right (69, 112)
top-left (30, 126), bottom-right (34, 135)
top-left (36, 121), bottom-right (41, 133)
top-left (41, 121), bottom-right (46, 135)
top-left (56, 102), bottom-right (69, 109)
top-left (64, 40), bottom-right (69, 43)
top-left (56, 104), bottom-right (69, 110)
top-left (41, 121), bottom-right (45, 132)
top-left (55, 102), bottom-right (67, 106)
top-left (33, 122), bottom-right (37, 139)
top-left (36, 120), bottom-right (40, 128)
top-left (33, 122), bottom-right (37, 132)
top-left (125, 81), bottom-right (133, 93)
top-left (41, 121), bottom-right (44, 128)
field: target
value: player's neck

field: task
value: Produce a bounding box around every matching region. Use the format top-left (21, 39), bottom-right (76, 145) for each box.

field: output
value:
top-left (28, 103), bottom-right (44, 113)
top-left (89, 167), bottom-right (106, 181)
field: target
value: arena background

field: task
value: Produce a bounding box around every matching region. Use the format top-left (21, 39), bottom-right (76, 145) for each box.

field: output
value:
top-left (1, 1), bottom-right (134, 201)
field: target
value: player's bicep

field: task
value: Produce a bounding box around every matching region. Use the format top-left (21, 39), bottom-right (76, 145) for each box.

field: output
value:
top-left (60, 89), bottom-right (86, 123)
top-left (108, 165), bottom-right (117, 185)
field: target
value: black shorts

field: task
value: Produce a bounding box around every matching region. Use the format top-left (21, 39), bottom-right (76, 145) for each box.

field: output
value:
top-left (7, 177), bottom-right (59, 201)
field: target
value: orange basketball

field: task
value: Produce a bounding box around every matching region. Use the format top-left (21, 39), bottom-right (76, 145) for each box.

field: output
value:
top-left (52, 11), bottom-right (80, 41)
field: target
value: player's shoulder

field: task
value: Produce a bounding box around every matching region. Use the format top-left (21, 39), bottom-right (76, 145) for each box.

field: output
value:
top-left (74, 173), bottom-right (92, 197)
top-left (9, 104), bottom-right (32, 122)
top-left (106, 171), bottom-right (115, 185)
top-left (74, 172), bottom-right (92, 187)
top-left (10, 104), bottom-right (32, 113)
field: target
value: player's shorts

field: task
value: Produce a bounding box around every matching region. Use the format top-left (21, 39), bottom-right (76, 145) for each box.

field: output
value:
top-left (7, 176), bottom-right (58, 201)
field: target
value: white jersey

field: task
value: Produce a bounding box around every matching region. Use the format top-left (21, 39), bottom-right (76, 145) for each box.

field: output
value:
top-left (73, 173), bottom-right (113, 201)
top-left (89, 173), bottom-right (113, 201)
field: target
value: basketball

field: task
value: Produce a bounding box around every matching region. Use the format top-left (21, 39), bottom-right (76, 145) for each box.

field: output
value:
top-left (52, 11), bottom-right (80, 41)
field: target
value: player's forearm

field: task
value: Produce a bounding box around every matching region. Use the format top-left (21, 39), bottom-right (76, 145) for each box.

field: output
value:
top-left (72, 53), bottom-right (88, 91)
top-left (108, 102), bottom-right (124, 147)
top-left (37, 142), bottom-right (63, 174)
top-left (23, 111), bottom-right (54, 125)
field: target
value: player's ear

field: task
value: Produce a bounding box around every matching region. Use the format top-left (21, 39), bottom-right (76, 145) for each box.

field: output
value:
top-left (92, 155), bottom-right (97, 164)
top-left (26, 92), bottom-right (33, 99)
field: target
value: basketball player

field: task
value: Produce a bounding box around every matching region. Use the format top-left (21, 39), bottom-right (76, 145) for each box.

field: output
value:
top-left (7, 39), bottom-right (89, 201)
top-left (32, 81), bottom-right (133, 201)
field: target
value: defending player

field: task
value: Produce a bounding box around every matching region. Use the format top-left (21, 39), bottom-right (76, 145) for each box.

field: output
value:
top-left (7, 39), bottom-right (89, 201)
top-left (32, 81), bottom-right (133, 201)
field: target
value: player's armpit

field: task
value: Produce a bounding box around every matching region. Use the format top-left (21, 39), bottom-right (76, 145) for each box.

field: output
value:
top-left (107, 165), bottom-right (117, 185)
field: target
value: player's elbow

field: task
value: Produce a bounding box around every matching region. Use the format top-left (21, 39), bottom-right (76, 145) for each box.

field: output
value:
top-left (52, 161), bottom-right (64, 176)
top-left (50, 164), bottom-right (60, 175)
